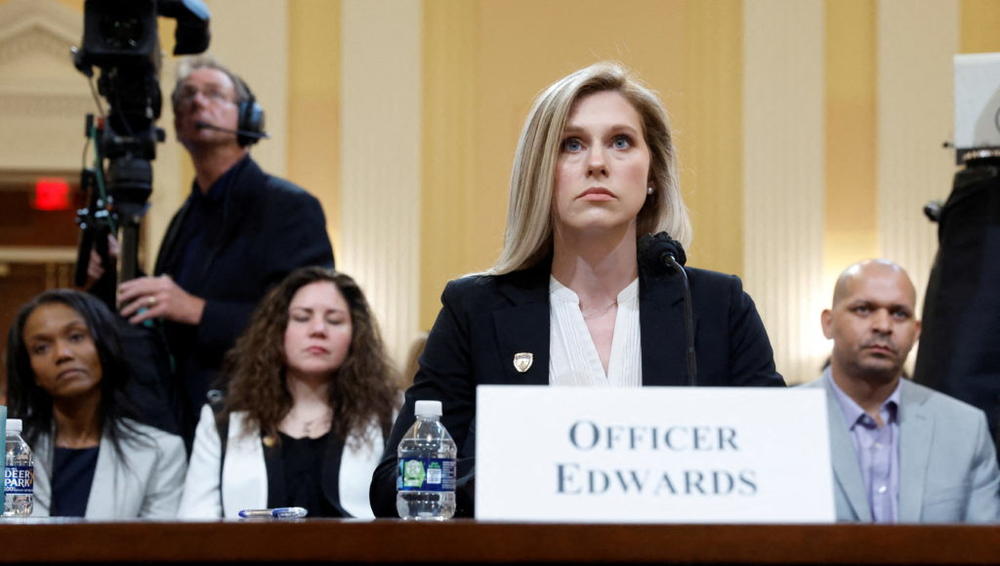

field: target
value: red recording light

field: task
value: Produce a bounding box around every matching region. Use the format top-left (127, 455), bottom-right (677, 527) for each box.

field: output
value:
top-left (33, 177), bottom-right (71, 211)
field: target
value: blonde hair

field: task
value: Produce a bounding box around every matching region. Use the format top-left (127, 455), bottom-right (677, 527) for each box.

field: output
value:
top-left (490, 62), bottom-right (691, 274)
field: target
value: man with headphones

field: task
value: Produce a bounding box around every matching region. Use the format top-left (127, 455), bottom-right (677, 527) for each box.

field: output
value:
top-left (116, 56), bottom-right (334, 444)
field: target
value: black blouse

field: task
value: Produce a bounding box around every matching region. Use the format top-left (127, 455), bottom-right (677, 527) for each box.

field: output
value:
top-left (273, 432), bottom-right (346, 518)
top-left (51, 446), bottom-right (99, 517)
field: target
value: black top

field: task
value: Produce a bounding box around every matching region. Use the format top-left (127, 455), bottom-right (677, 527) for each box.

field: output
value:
top-left (275, 432), bottom-right (344, 518)
top-left (913, 165), bottom-right (1000, 447)
top-left (51, 446), bottom-right (100, 517)
top-left (173, 156), bottom-right (242, 289)
top-left (153, 156), bottom-right (334, 444)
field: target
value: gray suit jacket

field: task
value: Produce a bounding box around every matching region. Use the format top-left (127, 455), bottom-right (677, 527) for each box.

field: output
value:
top-left (31, 419), bottom-right (187, 518)
top-left (804, 373), bottom-right (1000, 523)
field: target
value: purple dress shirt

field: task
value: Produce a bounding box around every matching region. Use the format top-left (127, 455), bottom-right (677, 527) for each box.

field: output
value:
top-left (826, 369), bottom-right (901, 523)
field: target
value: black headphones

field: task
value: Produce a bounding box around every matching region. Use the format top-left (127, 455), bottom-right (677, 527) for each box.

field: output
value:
top-left (235, 78), bottom-right (266, 147)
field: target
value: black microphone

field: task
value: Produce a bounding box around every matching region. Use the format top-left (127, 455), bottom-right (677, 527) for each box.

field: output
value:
top-left (195, 121), bottom-right (270, 140)
top-left (638, 231), bottom-right (687, 274)
top-left (638, 232), bottom-right (697, 386)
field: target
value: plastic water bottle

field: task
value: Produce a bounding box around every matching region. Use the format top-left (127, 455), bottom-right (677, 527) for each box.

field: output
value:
top-left (4, 419), bottom-right (33, 517)
top-left (396, 400), bottom-right (456, 519)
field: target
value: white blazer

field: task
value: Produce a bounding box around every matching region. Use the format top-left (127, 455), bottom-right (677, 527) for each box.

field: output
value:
top-left (31, 419), bottom-right (187, 518)
top-left (178, 404), bottom-right (384, 518)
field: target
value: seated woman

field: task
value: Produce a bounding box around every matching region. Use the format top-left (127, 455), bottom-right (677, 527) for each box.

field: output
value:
top-left (370, 62), bottom-right (785, 517)
top-left (179, 267), bottom-right (399, 518)
top-left (6, 289), bottom-right (186, 518)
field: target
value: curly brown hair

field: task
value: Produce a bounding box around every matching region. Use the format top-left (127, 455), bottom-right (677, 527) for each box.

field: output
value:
top-left (223, 267), bottom-right (399, 445)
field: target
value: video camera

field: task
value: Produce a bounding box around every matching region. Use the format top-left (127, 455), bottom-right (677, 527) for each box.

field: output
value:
top-left (71, 0), bottom-right (210, 292)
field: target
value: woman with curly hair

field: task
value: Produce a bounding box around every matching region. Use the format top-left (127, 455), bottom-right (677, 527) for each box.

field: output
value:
top-left (6, 289), bottom-right (186, 518)
top-left (179, 267), bottom-right (399, 518)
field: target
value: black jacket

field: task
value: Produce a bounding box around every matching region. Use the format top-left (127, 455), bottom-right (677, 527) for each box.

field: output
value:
top-left (370, 258), bottom-right (784, 517)
top-left (156, 156), bottom-right (334, 440)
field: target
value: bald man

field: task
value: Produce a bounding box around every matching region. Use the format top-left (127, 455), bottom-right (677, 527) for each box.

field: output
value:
top-left (804, 259), bottom-right (999, 523)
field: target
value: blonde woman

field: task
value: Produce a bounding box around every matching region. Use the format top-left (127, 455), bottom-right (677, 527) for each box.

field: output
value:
top-left (370, 62), bottom-right (783, 517)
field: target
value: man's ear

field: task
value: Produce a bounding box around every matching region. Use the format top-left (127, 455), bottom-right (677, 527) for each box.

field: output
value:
top-left (821, 309), bottom-right (834, 339)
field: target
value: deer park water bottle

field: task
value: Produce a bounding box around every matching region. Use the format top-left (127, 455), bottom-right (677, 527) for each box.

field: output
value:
top-left (396, 400), bottom-right (456, 520)
top-left (4, 419), bottom-right (33, 517)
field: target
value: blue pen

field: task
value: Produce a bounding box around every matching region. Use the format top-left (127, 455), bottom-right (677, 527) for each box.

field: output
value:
top-left (238, 506), bottom-right (308, 519)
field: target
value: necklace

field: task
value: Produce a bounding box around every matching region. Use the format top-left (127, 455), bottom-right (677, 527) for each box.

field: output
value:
top-left (301, 414), bottom-right (331, 436)
top-left (282, 408), bottom-right (332, 438)
top-left (581, 300), bottom-right (618, 320)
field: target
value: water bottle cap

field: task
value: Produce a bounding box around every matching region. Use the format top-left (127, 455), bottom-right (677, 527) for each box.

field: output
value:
top-left (414, 400), bottom-right (442, 418)
top-left (6, 419), bottom-right (22, 433)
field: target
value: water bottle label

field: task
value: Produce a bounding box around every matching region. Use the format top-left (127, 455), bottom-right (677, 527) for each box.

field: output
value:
top-left (4, 465), bottom-right (33, 495)
top-left (397, 457), bottom-right (456, 491)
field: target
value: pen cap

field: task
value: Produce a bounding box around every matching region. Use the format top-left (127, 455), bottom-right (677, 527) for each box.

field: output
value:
top-left (414, 400), bottom-right (442, 418)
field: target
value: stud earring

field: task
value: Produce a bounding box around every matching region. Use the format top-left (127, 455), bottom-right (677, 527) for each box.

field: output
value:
top-left (647, 186), bottom-right (654, 195)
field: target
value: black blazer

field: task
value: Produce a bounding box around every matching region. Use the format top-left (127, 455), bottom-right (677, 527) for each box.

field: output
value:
top-left (370, 259), bottom-right (784, 517)
top-left (156, 156), bottom-right (334, 439)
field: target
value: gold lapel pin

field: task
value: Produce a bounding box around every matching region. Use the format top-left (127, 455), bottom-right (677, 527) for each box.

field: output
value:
top-left (513, 352), bottom-right (534, 373)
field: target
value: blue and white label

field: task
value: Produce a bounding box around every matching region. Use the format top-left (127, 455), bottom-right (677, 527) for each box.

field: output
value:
top-left (398, 457), bottom-right (456, 491)
top-left (4, 465), bottom-right (33, 495)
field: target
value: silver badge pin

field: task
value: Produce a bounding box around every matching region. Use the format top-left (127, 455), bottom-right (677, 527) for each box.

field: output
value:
top-left (513, 352), bottom-right (533, 373)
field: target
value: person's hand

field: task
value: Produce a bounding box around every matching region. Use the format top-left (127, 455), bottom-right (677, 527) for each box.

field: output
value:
top-left (84, 235), bottom-right (120, 289)
top-left (118, 275), bottom-right (206, 326)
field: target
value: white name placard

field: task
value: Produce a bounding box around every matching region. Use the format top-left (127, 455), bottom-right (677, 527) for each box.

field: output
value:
top-left (475, 386), bottom-right (834, 523)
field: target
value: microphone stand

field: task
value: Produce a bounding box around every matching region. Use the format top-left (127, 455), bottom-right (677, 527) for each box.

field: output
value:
top-left (640, 232), bottom-right (698, 387)
top-left (664, 254), bottom-right (697, 387)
